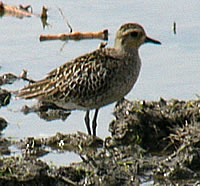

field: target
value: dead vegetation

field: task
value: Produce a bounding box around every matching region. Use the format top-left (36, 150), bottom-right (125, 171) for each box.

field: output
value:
top-left (0, 98), bottom-right (200, 185)
top-left (39, 29), bottom-right (108, 41)
top-left (0, 1), bottom-right (33, 18)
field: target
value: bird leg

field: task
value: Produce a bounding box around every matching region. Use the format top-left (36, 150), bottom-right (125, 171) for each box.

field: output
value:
top-left (84, 110), bottom-right (91, 135)
top-left (92, 109), bottom-right (99, 136)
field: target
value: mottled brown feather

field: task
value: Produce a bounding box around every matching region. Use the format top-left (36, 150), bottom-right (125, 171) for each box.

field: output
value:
top-left (17, 23), bottom-right (161, 136)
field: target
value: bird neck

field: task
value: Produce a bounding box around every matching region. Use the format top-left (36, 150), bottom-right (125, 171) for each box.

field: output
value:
top-left (114, 38), bottom-right (139, 56)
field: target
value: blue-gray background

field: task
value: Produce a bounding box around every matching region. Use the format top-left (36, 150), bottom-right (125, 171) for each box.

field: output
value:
top-left (0, 0), bottom-right (199, 165)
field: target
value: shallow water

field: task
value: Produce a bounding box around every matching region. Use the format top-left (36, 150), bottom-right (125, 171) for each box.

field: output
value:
top-left (0, 0), bottom-right (200, 165)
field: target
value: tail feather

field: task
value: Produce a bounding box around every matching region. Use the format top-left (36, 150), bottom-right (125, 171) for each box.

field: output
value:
top-left (17, 79), bottom-right (55, 99)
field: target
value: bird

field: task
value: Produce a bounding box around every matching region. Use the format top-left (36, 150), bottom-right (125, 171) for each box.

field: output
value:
top-left (17, 23), bottom-right (161, 136)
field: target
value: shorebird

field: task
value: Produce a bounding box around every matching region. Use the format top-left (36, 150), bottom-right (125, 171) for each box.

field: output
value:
top-left (17, 23), bottom-right (161, 136)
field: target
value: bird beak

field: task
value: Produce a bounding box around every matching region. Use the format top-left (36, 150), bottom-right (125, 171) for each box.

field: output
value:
top-left (145, 36), bottom-right (161, 45)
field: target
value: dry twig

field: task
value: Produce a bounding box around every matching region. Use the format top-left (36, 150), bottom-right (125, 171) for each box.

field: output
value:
top-left (40, 29), bottom-right (108, 41)
top-left (0, 1), bottom-right (33, 18)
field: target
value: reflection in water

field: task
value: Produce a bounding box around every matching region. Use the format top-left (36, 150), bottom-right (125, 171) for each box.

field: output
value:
top-left (21, 101), bottom-right (71, 122)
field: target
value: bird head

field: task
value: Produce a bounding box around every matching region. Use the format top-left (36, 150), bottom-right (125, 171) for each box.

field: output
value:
top-left (114, 23), bottom-right (161, 52)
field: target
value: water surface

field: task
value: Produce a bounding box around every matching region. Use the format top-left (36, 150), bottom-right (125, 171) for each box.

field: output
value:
top-left (0, 0), bottom-right (199, 165)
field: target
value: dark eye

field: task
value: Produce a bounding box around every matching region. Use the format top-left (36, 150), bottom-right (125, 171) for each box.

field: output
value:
top-left (130, 32), bottom-right (138, 38)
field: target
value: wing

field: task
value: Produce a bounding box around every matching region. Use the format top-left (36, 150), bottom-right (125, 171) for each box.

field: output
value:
top-left (17, 48), bottom-right (123, 102)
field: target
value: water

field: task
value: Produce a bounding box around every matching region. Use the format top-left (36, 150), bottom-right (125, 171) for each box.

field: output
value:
top-left (0, 0), bottom-right (200, 166)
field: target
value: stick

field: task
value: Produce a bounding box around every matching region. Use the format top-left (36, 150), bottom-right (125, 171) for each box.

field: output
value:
top-left (40, 29), bottom-right (108, 41)
top-left (0, 2), bottom-right (33, 18)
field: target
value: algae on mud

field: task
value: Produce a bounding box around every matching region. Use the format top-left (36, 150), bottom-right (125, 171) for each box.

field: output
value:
top-left (0, 98), bottom-right (200, 185)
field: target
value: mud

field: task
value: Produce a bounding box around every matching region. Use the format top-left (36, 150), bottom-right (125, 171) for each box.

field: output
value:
top-left (0, 88), bottom-right (11, 107)
top-left (0, 73), bottom-right (18, 86)
top-left (0, 97), bottom-right (200, 185)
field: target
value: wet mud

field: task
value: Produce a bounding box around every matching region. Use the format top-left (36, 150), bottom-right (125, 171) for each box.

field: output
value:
top-left (0, 94), bottom-right (200, 185)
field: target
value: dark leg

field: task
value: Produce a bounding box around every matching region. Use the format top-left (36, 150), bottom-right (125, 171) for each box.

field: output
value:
top-left (92, 109), bottom-right (99, 136)
top-left (84, 110), bottom-right (91, 135)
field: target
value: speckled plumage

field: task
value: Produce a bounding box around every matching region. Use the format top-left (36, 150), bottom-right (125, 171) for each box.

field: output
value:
top-left (18, 23), bottom-right (161, 136)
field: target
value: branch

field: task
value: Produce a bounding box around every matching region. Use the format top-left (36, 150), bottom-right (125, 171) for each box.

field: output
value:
top-left (40, 29), bottom-right (108, 41)
top-left (0, 2), bottom-right (33, 18)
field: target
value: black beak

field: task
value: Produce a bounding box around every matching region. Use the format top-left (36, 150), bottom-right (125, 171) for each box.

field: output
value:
top-left (145, 36), bottom-right (161, 45)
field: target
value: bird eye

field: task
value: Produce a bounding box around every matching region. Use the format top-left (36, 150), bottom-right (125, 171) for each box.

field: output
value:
top-left (130, 32), bottom-right (138, 38)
